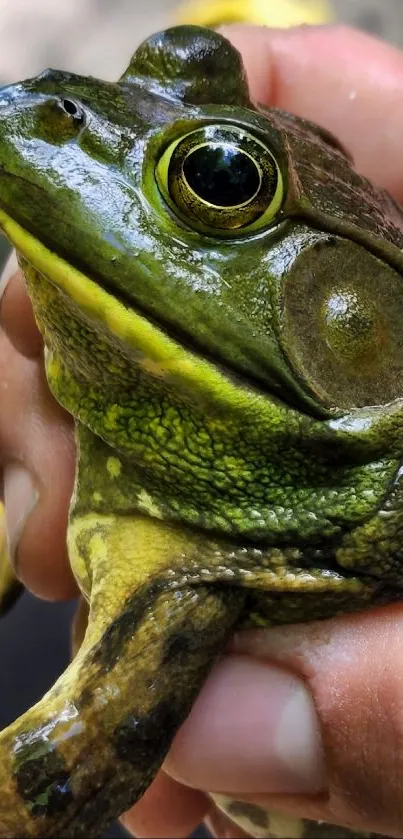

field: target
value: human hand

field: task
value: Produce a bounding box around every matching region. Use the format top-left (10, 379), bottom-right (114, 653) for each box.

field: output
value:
top-left (2, 23), bottom-right (403, 839)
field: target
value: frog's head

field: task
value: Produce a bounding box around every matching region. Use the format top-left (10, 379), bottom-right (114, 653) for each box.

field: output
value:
top-left (1, 26), bottom-right (403, 590)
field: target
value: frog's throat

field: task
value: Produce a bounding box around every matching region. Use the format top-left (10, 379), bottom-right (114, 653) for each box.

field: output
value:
top-left (0, 511), bottom-right (242, 838)
top-left (0, 208), bottom-right (257, 414)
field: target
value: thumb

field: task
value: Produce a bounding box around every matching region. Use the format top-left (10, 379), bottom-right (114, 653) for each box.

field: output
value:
top-left (165, 604), bottom-right (403, 837)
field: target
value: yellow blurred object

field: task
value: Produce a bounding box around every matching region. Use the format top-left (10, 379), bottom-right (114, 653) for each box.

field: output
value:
top-left (0, 501), bottom-right (11, 586)
top-left (0, 501), bottom-right (5, 561)
top-left (0, 500), bottom-right (21, 613)
top-left (175, 0), bottom-right (333, 28)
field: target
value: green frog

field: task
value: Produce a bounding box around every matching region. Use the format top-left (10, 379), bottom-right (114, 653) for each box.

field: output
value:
top-left (0, 24), bottom-right (402, 839)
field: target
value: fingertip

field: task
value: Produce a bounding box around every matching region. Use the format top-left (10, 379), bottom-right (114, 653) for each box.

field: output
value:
top-left (13, 414), bottom-right (77, 601)
top-left (166, 655), bottom-right (324, 796)
top-left (220, 23), bottom-right (403, 106)
top-left (231, 607), bottom-right (403, 836)
top-left (121, 771), bottom-right (208, 839)
top-left (15, 481), bottom-right (78, 601)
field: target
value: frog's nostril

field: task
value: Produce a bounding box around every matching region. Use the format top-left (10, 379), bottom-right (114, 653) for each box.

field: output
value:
top-left (59, 97), bottom-right (86, 125)
top-left (61, 98), bottom-right (79, 117)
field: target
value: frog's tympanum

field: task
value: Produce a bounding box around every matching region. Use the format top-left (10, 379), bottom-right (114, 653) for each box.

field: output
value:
top-left (1, 25), bottom-right (403, 839)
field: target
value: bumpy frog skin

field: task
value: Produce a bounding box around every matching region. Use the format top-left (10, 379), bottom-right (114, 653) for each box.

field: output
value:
top-left (0, 24), bottom-right (403, 839)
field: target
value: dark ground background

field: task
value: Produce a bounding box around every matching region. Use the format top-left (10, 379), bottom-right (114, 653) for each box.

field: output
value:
top-left (1, 1), bottom-right (403, 836)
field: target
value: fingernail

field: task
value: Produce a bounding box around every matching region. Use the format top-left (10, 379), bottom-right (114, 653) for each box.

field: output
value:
top-left (167, 655), bottom-right (326, 795)
top-left (3, 464), bottom-right (38, 566)
top-left (0, 250), bottom-right (18, 303)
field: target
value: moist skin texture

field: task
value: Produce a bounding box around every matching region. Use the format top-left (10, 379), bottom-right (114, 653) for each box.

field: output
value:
top-left (0, 24), bottom-right (403, 838)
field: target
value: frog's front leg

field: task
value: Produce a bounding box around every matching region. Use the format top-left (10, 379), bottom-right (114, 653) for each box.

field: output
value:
top-left (0, 427), bottom-right (243, 839)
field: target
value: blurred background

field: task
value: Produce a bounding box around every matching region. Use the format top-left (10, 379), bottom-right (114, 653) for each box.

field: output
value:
top-left (1, 1), bottom-right (403, 837)
top-left (0, 0), bottom-right (401, 84)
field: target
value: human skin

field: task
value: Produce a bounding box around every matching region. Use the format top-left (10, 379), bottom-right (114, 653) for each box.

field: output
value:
top-left (2, 23), bottom-right (403, 839)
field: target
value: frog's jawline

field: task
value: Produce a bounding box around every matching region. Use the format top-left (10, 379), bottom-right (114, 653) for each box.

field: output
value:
top-left (2, 205), bottom-right (402, 433)
top-left (97, 264), bottom-right (332, 421)
top-left (0, 206), bottom-right (332, 420)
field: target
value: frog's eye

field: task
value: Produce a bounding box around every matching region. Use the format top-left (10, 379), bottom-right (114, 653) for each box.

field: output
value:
top-left (155, 125), bottom-right (283, 234)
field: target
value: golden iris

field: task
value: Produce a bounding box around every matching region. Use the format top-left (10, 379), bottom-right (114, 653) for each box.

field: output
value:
top-left (156, 124), bottom-right (284, 234)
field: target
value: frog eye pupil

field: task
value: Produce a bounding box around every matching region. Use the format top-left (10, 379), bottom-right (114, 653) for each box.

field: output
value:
top-left (182, 144), bottom-right (261, 207)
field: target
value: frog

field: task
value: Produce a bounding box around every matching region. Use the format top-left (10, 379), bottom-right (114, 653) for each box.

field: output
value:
top-left (0, 22), bottom-right (403, 839)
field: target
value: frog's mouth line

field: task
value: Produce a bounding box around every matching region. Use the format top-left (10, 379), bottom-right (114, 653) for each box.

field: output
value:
top-left (94, 263), bottom-right (332, 421)
top-left (2, 205), bottom-right (403, 439)
top-left (0, 206), bottom-right (336, 425)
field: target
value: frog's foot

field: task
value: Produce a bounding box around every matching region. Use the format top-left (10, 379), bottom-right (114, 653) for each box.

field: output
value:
top-left (0, 501), bottom-right (23, 615)
top-left (213, 796), bottom-right (384, 838)
top-left (0, 512), bottom-right (242, 838)
top-left (213, 796), bottom-right (304, 839)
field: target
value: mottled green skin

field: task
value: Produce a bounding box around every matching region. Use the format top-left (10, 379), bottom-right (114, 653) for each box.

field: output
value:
top-left (0, 24), bottom-right (403, 839)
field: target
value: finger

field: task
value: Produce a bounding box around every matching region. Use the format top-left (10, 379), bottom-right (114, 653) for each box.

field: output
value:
top-left (166, 655), bottom-right (324, 796)
top-left (0, 328), bottom-right (77, 600)
top-left (221, 24), bottom-right (403, 201)
top-left (120, 770), bottom-right (208, 838)
top-left (166, 605), bottom-right (403, 837)
top-left (0, 262), bottom-right (42, 359)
